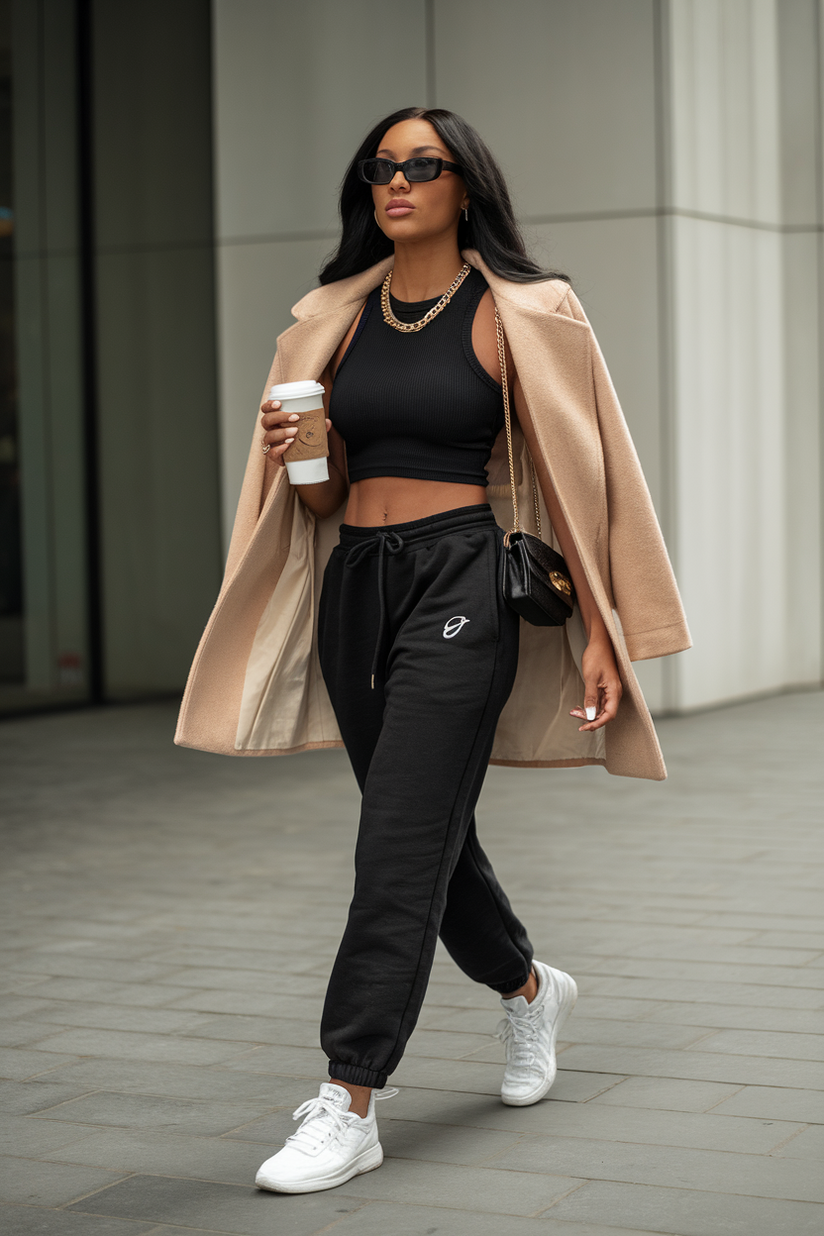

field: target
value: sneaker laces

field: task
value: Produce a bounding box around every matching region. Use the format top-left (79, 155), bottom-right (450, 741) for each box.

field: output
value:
top-left (286, 1086), bottom-right (399, 1155)
top-left (286, 1095), bottom-right (355, 1154)
top-left (496, 1003), bottom-right (544, 1069)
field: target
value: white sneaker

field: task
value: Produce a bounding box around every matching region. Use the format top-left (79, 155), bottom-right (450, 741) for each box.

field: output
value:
top-left (255, 1082), bottom-right (396, 1194)
top-left (496, 960), bottom-right (577, 1106)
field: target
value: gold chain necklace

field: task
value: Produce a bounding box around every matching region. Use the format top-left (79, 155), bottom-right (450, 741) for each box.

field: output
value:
top-left (381, 263), bottom-right (471, 333)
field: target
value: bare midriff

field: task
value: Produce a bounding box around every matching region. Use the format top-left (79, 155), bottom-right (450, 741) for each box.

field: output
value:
top-left (343, 477), bottom-right (488, 527)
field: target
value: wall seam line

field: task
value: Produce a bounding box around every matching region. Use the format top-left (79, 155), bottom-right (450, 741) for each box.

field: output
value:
top-left (425, 0), bottom-right (435, 108)
top-left (653, 0), bottom-right (679, 716)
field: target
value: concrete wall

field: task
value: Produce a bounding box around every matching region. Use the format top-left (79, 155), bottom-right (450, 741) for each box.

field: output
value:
top-left (665, 0), bottom-right (823, 709)
top-left (11, 0), bottom-right (89, 707)
top-left (6, 0), bottom-right (225, 710)
top-left (211, 0), bottom-right (824, 713)
top-left (429, 0), bottom-right (668, 710)
top-left (92, 0), bottom-right (222, 696)
top-left (211, 0), bottom-right (429, 550)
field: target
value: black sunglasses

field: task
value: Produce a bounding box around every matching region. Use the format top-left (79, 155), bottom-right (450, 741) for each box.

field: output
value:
top-left (357, 157), bottom-right (463, 185)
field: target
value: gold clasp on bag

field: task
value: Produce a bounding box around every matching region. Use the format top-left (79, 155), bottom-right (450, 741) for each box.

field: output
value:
top-left (549, 571), bottom-right (572, 597)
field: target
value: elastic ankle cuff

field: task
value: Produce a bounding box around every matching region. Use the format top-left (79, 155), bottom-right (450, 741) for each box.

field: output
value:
top-left (328, 1060), bottom-right (388, 1089)
top-left (491, 970), bottom-right (531, 996)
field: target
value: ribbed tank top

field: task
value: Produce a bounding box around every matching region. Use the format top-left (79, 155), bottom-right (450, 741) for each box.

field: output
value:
top-left (329, 266), bottom-right (504, 486)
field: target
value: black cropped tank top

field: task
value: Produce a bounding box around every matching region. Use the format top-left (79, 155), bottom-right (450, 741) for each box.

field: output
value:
top-left (329, 266), bottom-right (504, 486)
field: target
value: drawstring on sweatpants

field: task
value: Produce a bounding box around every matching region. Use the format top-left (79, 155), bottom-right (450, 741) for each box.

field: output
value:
top-left (343, 530), bottom-right (405, 688)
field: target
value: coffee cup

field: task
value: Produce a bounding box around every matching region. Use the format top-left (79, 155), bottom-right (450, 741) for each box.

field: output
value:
top-left (269, 380), bottom-right (328, 484)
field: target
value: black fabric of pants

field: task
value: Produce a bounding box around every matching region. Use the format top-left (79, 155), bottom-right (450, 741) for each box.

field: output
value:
top-left (317, 504), bottom-right (534, 1089)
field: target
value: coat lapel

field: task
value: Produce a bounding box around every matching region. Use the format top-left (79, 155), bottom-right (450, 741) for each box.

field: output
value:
top-left (226, 260), bottom-right (394, 577)
top-left (257, 249), bottom-right (608, 574)
top-left (278, 257), bottom-right (393, 382)
top-left (468, 253), bottom-right (610, 577)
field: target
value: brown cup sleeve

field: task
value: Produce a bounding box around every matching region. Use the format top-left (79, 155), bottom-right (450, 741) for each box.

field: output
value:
top-left (285, 408), bottom-right (329, 461)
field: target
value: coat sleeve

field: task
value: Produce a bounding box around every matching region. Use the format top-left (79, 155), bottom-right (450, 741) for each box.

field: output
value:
top-left (556, 288), bottom-right (691, 661)
top-left (222, 344), bottom-right (288, 585)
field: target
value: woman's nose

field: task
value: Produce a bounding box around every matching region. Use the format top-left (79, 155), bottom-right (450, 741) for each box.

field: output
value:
top-left (389, 171), bottom-right (409, 190)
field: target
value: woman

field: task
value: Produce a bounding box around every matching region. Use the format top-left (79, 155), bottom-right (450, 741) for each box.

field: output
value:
top-left (175, 107), bottom-right (690, 1194)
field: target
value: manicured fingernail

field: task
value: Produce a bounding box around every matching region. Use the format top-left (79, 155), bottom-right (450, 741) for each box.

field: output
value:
top-left (289, 414), bottom-right (299, 421)
top-left (585, 706), bottom-right (596, 721)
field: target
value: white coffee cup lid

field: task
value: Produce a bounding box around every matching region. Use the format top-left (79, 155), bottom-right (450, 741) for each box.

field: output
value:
top-left (269, 380), bottom-right (325, 399)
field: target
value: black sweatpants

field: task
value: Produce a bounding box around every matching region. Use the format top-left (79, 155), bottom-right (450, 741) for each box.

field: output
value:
top-left (317, 504), bottom-right (533, 1089)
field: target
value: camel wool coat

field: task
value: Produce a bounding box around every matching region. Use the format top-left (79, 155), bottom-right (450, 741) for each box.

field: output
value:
top-left (175, 250), bottom-right (690, 781)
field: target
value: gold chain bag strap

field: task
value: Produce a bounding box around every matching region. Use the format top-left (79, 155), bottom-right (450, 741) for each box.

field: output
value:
top-left (495, 308), bottom-right (575, 626)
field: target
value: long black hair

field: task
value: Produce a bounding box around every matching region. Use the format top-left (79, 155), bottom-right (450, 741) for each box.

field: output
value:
top-left (319, 107), bottom-right (568, 286)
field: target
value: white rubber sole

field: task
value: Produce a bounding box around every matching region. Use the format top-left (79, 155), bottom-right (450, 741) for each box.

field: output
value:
top-left (256, 1141), bottom-right (383, 1195)
top-left (501, 965), bottom-right (578, 1107)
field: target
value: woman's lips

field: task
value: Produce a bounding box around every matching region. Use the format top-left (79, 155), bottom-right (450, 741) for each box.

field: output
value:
top-left (385, 201), bottom-right (415, 217)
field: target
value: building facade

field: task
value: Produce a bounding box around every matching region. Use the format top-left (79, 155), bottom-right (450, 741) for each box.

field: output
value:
top-left (3, 0), bottom-right (822, 717)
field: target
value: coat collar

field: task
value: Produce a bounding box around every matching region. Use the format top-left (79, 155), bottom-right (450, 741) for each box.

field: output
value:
top-left (289, 249), bottom-right (571, 322)
top-left (290, 257), bottom-right (393, 321)
top-left (277, 249), bottom-right (576, 394)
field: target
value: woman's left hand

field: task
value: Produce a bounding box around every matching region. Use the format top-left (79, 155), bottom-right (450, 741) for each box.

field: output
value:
top-left (570, 636), bottom-right (623, 731)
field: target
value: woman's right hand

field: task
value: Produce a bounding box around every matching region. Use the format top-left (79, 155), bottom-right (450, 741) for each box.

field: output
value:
top-left (260, 400), bottom-right (335, 463)
top-left (260, 400), bottom-right (300, 462)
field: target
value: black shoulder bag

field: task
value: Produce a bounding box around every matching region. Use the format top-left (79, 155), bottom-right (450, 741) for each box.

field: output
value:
top-left (495, 308), bottom-right (576, 626)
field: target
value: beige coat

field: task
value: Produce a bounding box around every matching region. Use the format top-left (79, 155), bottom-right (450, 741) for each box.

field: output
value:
top-left (175, 251), bottom-right (690, 780)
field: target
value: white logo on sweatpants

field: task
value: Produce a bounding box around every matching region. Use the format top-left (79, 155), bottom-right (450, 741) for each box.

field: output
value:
top-left (443, 616), bottom-right (471, 639)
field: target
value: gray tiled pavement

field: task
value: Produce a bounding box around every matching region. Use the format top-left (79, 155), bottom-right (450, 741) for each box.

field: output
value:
top-left (0, 689), bottom-right (822, 1235)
